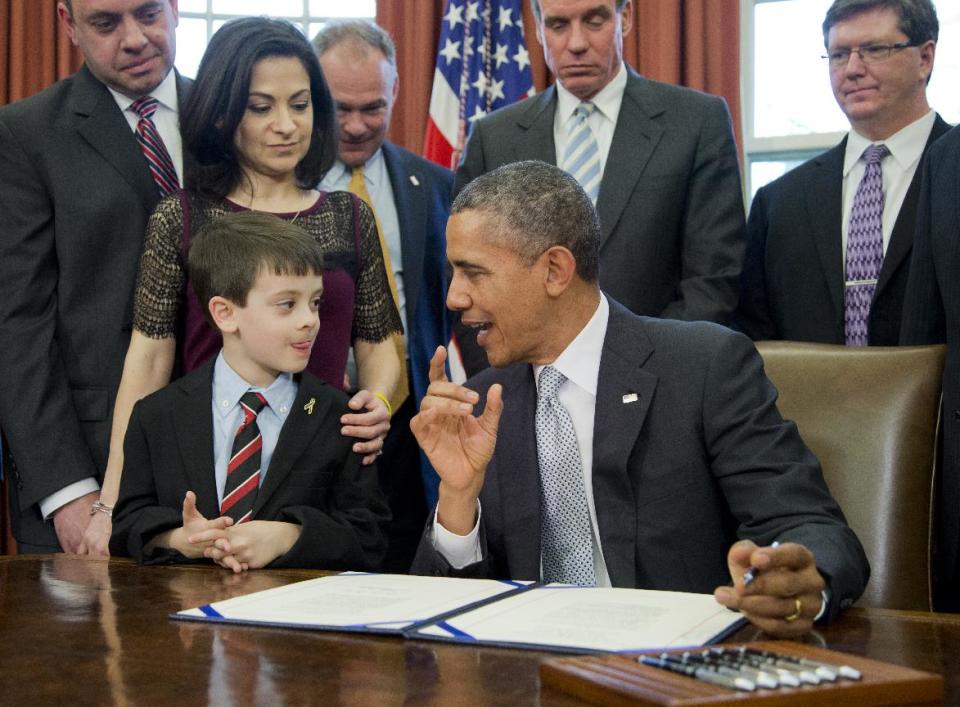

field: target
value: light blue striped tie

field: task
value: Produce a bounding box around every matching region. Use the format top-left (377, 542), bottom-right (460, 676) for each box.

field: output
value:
top-left (560, 103), bottom-right (601, 204)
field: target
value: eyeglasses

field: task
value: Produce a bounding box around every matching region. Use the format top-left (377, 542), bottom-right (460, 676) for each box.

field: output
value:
top-left (823, 41), bottom-right (917, 69)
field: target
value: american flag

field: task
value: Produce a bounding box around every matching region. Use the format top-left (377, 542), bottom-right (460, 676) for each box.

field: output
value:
top-left (423, 0), bottom-right (535, 170)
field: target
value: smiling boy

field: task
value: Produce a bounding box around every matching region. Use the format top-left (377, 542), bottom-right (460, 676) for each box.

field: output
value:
top-left (111, 211), bottom-right (390, 570)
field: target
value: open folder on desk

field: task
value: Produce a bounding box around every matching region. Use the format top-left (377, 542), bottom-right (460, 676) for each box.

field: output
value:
top-left (173, 573), bottom-right (745, 653)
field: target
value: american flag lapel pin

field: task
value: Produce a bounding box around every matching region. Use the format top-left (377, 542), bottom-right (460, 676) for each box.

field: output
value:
top-left (304, 398), bottom-right (316, 415)
top-left (622, 392), bottom-right (639, 404)
top-left (409, 175), bottom-right (420, 187)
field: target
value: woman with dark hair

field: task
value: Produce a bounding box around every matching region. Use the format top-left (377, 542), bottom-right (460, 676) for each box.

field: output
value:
top-left (82, 17), bottom-right (402, 554)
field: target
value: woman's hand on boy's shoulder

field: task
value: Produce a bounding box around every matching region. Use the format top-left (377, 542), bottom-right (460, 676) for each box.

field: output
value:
top-left (341, 389), bottom-right (391, 465)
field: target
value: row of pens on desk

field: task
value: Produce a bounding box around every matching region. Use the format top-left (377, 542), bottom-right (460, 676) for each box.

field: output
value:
top-left (639, 646), bottom-right (863, 692)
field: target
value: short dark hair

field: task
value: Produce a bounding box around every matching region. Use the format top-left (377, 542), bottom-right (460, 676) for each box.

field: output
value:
top-left (188, 211), bottom-right (325, 326)
top-left (530, 0), bottom-right (629, 23)
top-left (452, 161), bottom-right (600, 282)
top-left (182, 17), bottom-right (337, 200)
top-left (822, 0), bottom-right (939, 45)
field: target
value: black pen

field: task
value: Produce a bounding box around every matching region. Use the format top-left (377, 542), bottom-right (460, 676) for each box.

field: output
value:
top-left (742, 541), bottom-right (779, 586)
top-left (639, 656), bottom-right (755, 691)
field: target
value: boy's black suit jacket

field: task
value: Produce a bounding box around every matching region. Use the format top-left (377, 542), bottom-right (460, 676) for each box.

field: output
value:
top-left (110, 360), bottom-right (390, 569)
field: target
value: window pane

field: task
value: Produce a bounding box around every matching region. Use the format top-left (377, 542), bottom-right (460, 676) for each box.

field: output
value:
top-left (308, 22), bottom-right (326, 41)
top-left (928, 5), bottom-right (960, 124)
top-left (174, 17), bottom-right (208, 79)
top-left (178, 0), bottom-right (207, 12)
top-left (753, 0), bottom-right (846, 137)
top-left (310, 0), bottom-right (375, 16)
top-left (212, 0), bottom-right (304, 16)
top-left (749, 154), bottom-right (816, 198)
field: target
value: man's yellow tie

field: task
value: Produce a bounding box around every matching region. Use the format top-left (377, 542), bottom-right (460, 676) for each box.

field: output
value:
top-left (348, 165), bottom-right (409, 414)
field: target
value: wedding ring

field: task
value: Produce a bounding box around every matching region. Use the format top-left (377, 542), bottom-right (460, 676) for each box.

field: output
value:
top-left (784, 597), bottom-right (803, 622)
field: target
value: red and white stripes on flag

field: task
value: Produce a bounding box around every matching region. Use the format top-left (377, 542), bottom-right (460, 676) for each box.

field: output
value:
top-left (423, 0), bottom-right (535, 382)
top-left (423, 0), bottom-right (535, 171)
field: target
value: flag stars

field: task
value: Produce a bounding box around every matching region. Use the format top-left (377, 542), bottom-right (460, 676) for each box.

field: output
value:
top-left (444, 2), bottom-right (464, 29)
top-left (465, 1), bottom-right (480, 23)
top-left (488, 78), bottom-right (505, 102)
top-left (513, 44), bottom-right (531, 72)
top-left (498, 6), bottom-right (514, 31)
top-left (494, 43), bottom-right (509, 69)
top-left (469, 105), bottom-right (487, 123)
top-left (440, 38), bottom-right (462, 65)
top-left (472, 73), bottom-right (488, 95)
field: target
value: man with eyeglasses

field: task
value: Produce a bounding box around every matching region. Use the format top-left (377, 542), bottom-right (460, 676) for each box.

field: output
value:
top-left (737, 0), bottom-right (948, 347)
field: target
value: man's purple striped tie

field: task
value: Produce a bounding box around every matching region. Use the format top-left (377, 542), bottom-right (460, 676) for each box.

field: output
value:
top-left (844, 143), bottom-right (889, 346)
top-left (130, 96), bottom-right (178, 196)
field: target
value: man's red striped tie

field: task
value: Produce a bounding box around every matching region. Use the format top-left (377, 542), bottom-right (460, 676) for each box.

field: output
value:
top-left (130, 95), bottom-right (179, 196)
top-left (220, 391), bottom-right (268, 523)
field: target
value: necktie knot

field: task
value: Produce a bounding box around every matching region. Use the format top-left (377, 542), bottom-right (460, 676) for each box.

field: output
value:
top-left (862, 143), bottom-right (889, 165)
top-left (130, 96), bottom-right (159, 120)
top-left (573, 102), bottom-right (595, 121)
top-left (538, 366), bottom-right (566, 401)
top-left (240, 391), bottom-right (268, 416)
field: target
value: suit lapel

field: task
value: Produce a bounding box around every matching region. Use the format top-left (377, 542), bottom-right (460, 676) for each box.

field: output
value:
top-left (596, 70), bottom-right (664, 249)
top-left (592, 301), bottom-right (657, 587)
top-left (254, 376), bottom-right (334, 514)
top-left (491, 365), bottom-right (542, 580)
top-left (69, 66), bottom-right (158, 210)
top-left (876, 115), bottom-right (952, 294)
top-left (804, 142), bottom-right (846, 322)
top-left (382, 143), bottom-right (426, 325)
top-left (513, 88), bottom-right (558, 163)
top-left (171, 362), bottom-right (220, 519)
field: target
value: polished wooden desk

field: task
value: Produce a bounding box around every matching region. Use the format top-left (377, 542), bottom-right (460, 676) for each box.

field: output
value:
top-left (1, 555), bottom-right (957, 705)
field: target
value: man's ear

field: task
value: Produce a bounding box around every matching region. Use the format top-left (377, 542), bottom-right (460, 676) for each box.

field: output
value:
top-left (209, 296), bottom-right (238, 334)
top-left (57, 2), bottom-right (79, 45)
top-left (620, 0), bottom-right (634, 38)
top-left (542, 245), bottom-right (577, 297)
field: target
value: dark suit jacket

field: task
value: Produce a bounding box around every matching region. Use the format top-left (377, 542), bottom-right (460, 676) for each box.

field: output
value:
top-left (454, 68), bottom-right (745, 325)
top-left (413, 299), bottom-right (869, 622)
top-left (901, 125), bottom-right (960, 603)
top-left (381, 142), bottom-right (453, 508)
top-left (381, 142), bottom-right (453, 405)
top-left (0, 66), bottom-right (190, 547)
top-left (738, 116), bottom-right (951, 345)
top-left (110, 362), bottom-right (390, 569)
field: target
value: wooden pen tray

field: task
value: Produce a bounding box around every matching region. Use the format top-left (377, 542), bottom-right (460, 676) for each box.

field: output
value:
top-left (540, 640), bottom-right (944, 706)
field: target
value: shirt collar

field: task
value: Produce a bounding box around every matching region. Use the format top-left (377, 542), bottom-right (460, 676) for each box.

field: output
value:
top-left (327, 147), bottom-right (385, 185)
top-left (843, 110), bottom-right (936, 176)
top-left (534, 293), bottom-right (609, 397)
top-left (213, 351), bottom-right (297, 418)
top-left (556, 62), bottom-right (627, 124)
top-left (108, 69), bottom-right (179, 114)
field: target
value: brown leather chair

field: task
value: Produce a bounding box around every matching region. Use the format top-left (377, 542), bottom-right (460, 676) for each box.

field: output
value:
top-left (755, 342), bottom-right (946, 611)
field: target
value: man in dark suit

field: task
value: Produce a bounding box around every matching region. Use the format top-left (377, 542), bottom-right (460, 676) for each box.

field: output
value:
top-left (901, 125), bottom-right (960, 611)
top-left (453, 0), bottom-right (745, 342)
top-left (411, 161), bottom-right (868, 637)
top-left (314, 21), bottom-right (454, 572)
top-left (738, 0), bottom-right (946, 345)
top-left (0, 0), bottom-right (185, 553)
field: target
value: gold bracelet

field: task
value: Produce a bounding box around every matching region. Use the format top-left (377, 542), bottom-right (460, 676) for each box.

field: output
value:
top-left (372, 392), bottom-right (393, 416)
top-left (90, 501), bottom-right (113, 517)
